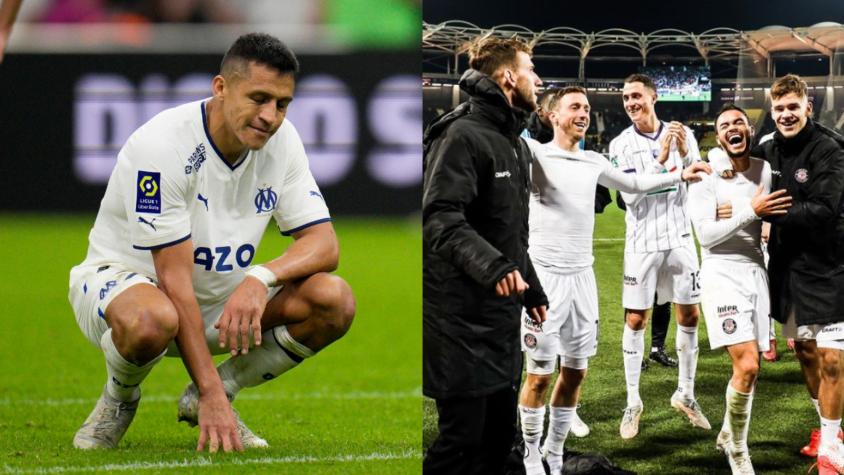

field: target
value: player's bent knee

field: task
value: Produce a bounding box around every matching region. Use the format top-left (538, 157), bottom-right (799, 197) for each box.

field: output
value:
top-left (819, 350), bottom-right (843, 379)
top-left (115, 305), bottom-right (178, 360)
top-left (735, 357), bottom-right (759, 381)
top-left (306, 273), bottom-right (356, 337)
top-left (625, 310), bottom-right (647, 329)
top-left (523, 373), bottom-right (552, 394)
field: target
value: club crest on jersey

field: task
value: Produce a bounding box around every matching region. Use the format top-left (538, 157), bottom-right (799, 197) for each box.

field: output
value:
top-left (185, 144), bottom-right (207, 175)
top-left (524, 333), bottom-right (537, 350)
top-left (254, 186), bottom-right (278, 214)
top-left (136, 171), bottom-right (161, 213)
top-left (794, 168), bottom-right (809, 183)
top-left (722, 318), bottom-right (737, 335)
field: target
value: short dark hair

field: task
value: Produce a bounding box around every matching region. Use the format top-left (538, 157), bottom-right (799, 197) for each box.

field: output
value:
top-left (770, 73), bottom-right (808, 100)
top-left (714, 103), bottom-right (749, 127)
top-left (221, 33), bottom-right (299, 79)
top-left (468, 37), bottom-right (532, 76)
top-left (547, 86), bottom-right (587, 112)
top-left (624, 73), bottom-right (657, 93)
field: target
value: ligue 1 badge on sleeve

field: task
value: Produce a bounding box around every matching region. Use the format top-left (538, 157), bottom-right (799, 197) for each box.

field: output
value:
top-left (136, 171), bottom-right (161, 213)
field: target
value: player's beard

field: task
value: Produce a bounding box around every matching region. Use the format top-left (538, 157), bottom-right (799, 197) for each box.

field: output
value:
top-left (512, 80), bottom-right (537, 114)
top-left (720, 133), bottom-right (750, 159)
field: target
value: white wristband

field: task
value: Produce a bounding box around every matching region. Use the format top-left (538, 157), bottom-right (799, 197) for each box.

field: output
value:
top-left (246, 265), bottom-right (276, 288)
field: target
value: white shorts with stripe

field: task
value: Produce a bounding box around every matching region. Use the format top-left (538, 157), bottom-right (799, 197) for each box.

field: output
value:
top-left (622, 241), bottom-right (701, 310)
top-left (700, 260), bottom-right (770, 352)
top-left (521, 266), bottom-right (599, 370)
top-left (68, 264), bottom-right (281, 355)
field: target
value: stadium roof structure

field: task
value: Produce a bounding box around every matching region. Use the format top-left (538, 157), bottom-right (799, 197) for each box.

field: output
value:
top-left (423, 21), bottom-right (844, 79)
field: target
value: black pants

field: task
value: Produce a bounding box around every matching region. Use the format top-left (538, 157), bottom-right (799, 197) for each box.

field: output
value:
top-left (651, 300), bottom-right (671, 349)
top-left (424, 386), bottom-right (518, 475)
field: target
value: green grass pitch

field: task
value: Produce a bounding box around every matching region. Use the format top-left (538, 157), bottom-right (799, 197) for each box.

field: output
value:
top-left (423, 204), bottom-right (821, 475)
top-left (0, 214), bottom-right (421, 474)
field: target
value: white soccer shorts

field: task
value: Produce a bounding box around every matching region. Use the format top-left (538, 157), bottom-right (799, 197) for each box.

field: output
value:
top-left (69, 264), bottom-right (281, 355)
top-left (700, 260), bottom-right (770, 352)
top-left (622, 242), bottom-right (701, 310)
top-left (521, 266), bottom-right (599, 373)
top-left (783, 310), bottom-right (844, 351)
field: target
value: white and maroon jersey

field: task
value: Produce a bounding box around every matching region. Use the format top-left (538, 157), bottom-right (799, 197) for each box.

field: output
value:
top-left (688, 157), bottom-right (770, 267)
top-left (609, 121), bottom-right (701, 253)
top-left (70, 99), bottom-right (330, 307)
top-left (526, 138), bottom-right (682, 272)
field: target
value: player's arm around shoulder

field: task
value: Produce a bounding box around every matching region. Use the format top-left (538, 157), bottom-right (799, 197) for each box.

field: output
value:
top-left (151, 240), bottom-right (242, 453)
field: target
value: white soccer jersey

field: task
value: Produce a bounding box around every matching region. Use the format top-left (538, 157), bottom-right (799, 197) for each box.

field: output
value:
top-left (70, 99), bottom-right (330, 307)
top-left (609, 122), bottom-right (701, 253)
top-left (687, 157), bottom-right (770, 266)
top-left (526, 139), bottom-right (683, 271)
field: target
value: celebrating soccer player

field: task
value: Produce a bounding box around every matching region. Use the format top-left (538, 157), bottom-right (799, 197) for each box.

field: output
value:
top-left (68, 33), bottom-right (355, 452)
top-left (609, 73), bottom-right (710, 438)
top-left (688, 104), bottom-right (791, 474)
top-left (755, 74), bottom-right (844, 474)
top-left (517, 86), bottom-right (710, 475)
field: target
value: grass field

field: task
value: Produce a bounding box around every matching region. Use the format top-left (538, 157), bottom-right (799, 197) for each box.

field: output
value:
top-left (0, 214), bottom-right (421, 474)
top-left (423, 204), bottom-right (821, 475)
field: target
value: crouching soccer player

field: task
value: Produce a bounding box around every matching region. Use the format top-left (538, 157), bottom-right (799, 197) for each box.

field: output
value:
top-left (518, 86), bottom-right (711, 475)
top-left (68, 33), bottom-right (355, 451)
top-left (688, 105), bottom-right (791, 474)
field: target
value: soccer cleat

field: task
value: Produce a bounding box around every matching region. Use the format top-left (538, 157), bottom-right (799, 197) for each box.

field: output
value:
top-left (762, 339), bottom-right (778, 362)
top-left (649, 348), bottom-right (678, 368)
top-left (801, 428), bottom-right (844, 458)
top-left (177, 383), bottom-right (268, 448)
top-left (570, 407), bottom-right (590, 438)
top-left (716, 430), bottom-right (755, 474)
top-left (620, 404), bottom-right (643, 439)
top-left (816, 441), bottom-right (844, 474)
top-left (641, 358), bottom-right (649, 371)
top-left (670, 391), bottom-right (711, 430)
top-left (522, 444), bottom-right (545, 475)
top-left (73, 386), bottom-right (139, 449)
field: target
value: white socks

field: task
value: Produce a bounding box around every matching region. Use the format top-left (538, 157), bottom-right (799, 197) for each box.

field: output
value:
top-left (622, 325), bottom-right (644, 407)
top-left (676, 325), bottom-right (698, 400)
top-left (543, 406), bottom-right (574, 475)
top-left (519, 405), bottom-right (546, 474)
top-left (724, 384), bottom-right (753, 453)
top-left (821, 417), bottom-right (843, 448)
top-left (100, 329), bottom-right (164, 402)
top-left (217, 325), bottom-right (314, 397)
top-left (813, 397), bottom-right (822, 421)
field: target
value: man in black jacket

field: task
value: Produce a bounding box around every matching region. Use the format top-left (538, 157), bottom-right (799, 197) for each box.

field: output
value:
top-left (757, 74), bottom-right (844, 472)
top-left (422, 37), bottom-right (549, 475)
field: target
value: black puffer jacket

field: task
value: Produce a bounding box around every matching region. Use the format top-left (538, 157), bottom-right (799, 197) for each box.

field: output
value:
top-left (423, 69), bottom-right (548, 399)
top-left (755, 120), bottom-right (844, 324)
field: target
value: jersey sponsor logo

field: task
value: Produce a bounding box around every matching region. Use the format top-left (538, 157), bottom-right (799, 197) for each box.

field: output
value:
top-left (193, 244), bottom-right (256, 272)
top-left (254, 186), bottom-right (278, 214)
top-left (820, 325), bottom-right (843, 335)
top-left (524, 333), bottom-right (538, 349)
top-left (722, 318), bottom-right (737, 335)
top-left (197, 193), bottom-right (209, 211)
top-left (184, 144), bottom-right (206, 175)
top-left (136, 171), bottom-right (161, 213)
top-left (137, 216), bottom-right (157, 231)
top-left (717, 305), bottom-right (738, 318)
top-left (623, 275), bottom-right (638, 286)
top-left (794, 168), bottom-right (809, 183)
top-left (495, 171), bottom-right (511, 178)
top-left (771, 169), bottom-right (782, 177)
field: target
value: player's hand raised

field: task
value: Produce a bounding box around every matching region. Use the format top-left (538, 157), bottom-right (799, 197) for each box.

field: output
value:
top-left (681, 161), bottom-right (712, 183)
top-left (668, 121), bottom-right (689, 158)
top-left (216, 276), bottom-right (267, 356)
top-left (196, 390), bottom-right (243, 453)
top-left (495, 269), bottom-right (528, 297)
top-left (751, 184), bottom-right (792, 217)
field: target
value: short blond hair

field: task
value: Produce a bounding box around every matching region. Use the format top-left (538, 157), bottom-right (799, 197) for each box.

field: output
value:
top-left (468, 37), bottom-right (532, 76)
top-left (771, 74), bottom-right (808, 100)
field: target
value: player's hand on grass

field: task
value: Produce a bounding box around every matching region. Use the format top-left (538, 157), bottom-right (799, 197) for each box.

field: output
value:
top-left (216, 277), bottom-right (267, 356)
top-left (528, 305), bottom-right (547, 325)
top-left (681, 161), bottom-right (712, 183)
top-left (495, 269), bottom-right (528, 297)
top-left (751, 184), bottom-right (791, 217)
top-left (197, 390), bottom-right (243, 453)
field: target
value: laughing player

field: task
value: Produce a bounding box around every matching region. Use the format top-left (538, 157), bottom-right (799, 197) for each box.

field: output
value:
top-left (518, 86), bottom-right (710, 475)
top-left (688, 104), bottom-right (791, 474)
